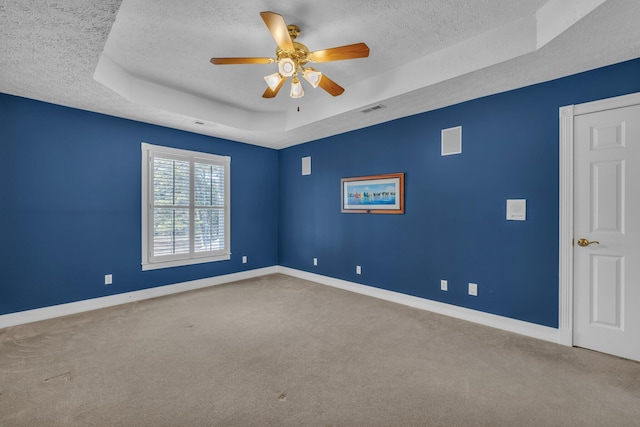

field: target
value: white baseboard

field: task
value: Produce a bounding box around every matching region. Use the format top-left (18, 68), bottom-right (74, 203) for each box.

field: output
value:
top-left (278, 267), bottom-right (562, 344)
top-left (1, 266), bottom-right (564, 345)
top-left (0, 266), bottom-right (278, 329)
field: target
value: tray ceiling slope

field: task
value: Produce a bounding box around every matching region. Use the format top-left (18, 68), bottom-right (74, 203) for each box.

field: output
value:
top-left (1, 0), bottom-right (639, 149)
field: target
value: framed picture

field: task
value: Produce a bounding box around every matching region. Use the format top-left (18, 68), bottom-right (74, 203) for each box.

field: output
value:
top-left (341, 173), bottom-right (404, 214)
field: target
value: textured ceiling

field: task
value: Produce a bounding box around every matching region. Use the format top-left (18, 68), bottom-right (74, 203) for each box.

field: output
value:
top-left (1, 1), bottom-right (640, 149)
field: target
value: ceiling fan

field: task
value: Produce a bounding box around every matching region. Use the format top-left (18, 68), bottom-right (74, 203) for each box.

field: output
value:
top-left (210, 11), bottom-right (370, 99)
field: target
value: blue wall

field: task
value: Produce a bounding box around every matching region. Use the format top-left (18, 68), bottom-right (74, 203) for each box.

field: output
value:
top-left (0, 95), bottom-right (279, 315)
top-left (2, 58), bottom-right (640, 324)
top-left (278, 58), bottom-right (640, 328)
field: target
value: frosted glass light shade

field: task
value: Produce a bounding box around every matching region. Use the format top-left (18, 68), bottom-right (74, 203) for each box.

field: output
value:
top-left (290, 77), bottom-right (304, 98)
top-left (264, 72), bottom-right (283, 91)
top-left (303, 68), bottom-right (322, 88)
top-left (278, 58), bottom-right (296, 77)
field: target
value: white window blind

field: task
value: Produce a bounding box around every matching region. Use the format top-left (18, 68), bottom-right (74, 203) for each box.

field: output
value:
top-left (142, 143), bottom-right (230, 270)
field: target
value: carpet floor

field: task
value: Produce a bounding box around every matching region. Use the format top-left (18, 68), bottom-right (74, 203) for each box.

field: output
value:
top-left (1, 273), bottom-right (639, 426)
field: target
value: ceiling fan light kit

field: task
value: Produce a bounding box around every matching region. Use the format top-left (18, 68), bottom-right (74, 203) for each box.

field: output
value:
top-left (264, 72), bottom-right (284, 91)
top-left (290, 77), bottom-right (304, 98)
top-left (303, 68), bottom-right (322, 88)
top-left (210, 11), bottom-right (369, 100)
top-left (278, 58), bottom-right (296, 77)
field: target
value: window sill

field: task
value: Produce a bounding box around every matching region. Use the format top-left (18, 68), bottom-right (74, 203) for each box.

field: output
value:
top-left (142, 253), bottom-right (231, 271)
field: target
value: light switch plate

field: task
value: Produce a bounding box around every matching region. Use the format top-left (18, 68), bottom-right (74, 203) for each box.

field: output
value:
top-left (105, 274), bottom-right (112, 285)
top-left (356, 265), bottom-right (361, 275)
top-left (440, 280), bottom-right (448, 291)
top-left (242, 256), bottom-right (247, 264)
top-left (507, 199), bottom-right (526, 221)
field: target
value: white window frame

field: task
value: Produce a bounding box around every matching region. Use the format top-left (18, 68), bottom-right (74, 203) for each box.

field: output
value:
top-left (141, 143), bottom-right (231, 271)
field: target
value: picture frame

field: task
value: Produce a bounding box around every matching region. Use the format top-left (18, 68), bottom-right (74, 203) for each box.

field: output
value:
top-left (341, 173), bottom-right (404, 214)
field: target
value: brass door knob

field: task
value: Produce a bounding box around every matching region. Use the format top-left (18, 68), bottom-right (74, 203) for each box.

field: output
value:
top-left (577, 238), bottom-right (600, 247)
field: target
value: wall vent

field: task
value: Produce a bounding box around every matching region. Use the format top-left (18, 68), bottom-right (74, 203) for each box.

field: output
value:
top-left (361, 104), bottom-right (386, 114)
top-left (441, 126), bottom-right (462, 156)
top-left (302, 156), bottom-right (311, 175)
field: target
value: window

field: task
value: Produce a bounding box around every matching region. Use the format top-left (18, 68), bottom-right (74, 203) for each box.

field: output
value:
top-left (141, 143), bottom-right (230, 270)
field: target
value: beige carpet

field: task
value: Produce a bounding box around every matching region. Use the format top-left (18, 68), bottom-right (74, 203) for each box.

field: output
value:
top-left (1, 274), bottom-right (639, 426)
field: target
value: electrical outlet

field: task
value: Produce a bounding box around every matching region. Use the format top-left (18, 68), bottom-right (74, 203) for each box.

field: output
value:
top-left (242, 256), bottom-right (247, 264)
top-left (105, 274), bottom-right (112, 285)
top-left (440, 279), bottom-right (448, 291)
top-left (356, 265), bottom-right (362, 275)
top-left (313, 258), bottom-right (318, 266)
top-left (468, 282), bottom-right (478, 296)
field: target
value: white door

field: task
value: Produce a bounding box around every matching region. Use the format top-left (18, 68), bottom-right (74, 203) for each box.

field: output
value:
top-left (573, 101), bottom-right (640, 361)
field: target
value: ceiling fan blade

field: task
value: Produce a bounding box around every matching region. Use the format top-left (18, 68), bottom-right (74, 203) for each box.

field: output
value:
top-left (318, 74), bottom-right (345, 97)
top-left (210, 57), bottom-right (273, 65)
top-left (262, 78), bottom-right (286, 98)
top-left (260, 11), bottom-right (294, 51)
top-left (310, 43), bottom-right (369, 63)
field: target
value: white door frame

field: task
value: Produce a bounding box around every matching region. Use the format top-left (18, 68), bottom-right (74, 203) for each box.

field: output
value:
top-left (558, 91), bottom-right (640, 346)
